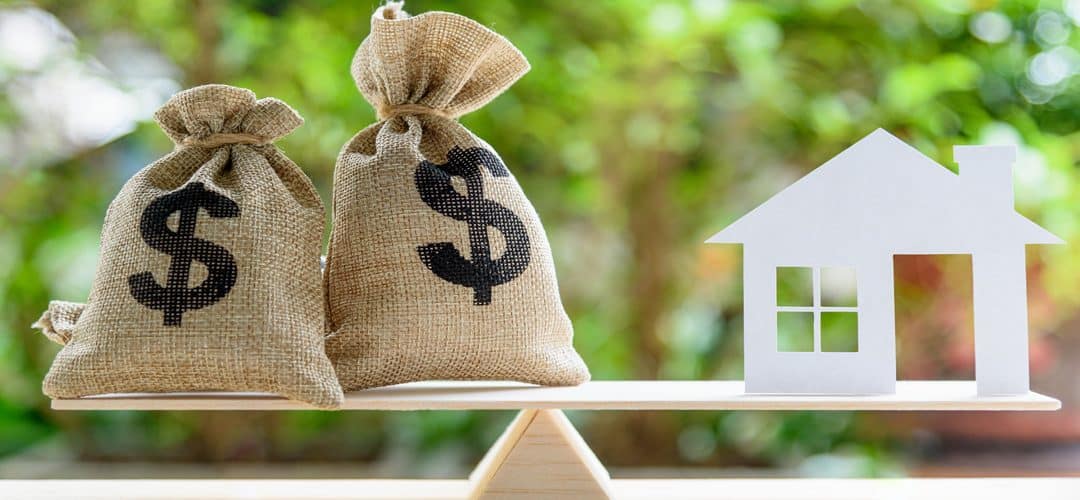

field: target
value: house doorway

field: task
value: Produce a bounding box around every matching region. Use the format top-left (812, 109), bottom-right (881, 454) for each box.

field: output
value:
top-left (893, 254), bottom-right (975, 381)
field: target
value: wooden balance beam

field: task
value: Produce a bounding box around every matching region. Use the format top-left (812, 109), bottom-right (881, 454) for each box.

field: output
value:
top-left (50, 381), bottom-right (1060, 499)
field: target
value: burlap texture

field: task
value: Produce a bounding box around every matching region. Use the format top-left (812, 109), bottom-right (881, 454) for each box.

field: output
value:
top-left (38, 84), bottom-right (343, 409)
top-left (325, 4), bottom-right (590, 390)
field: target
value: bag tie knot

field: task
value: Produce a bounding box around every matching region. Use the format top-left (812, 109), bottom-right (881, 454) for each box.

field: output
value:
top-left (376, 103), bottom-right (454, 121)
top-left (179, 132), bottom-right (271, 149)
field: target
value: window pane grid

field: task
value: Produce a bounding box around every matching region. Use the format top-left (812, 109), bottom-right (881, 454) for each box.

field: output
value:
top-left (775, 266), bottom-right (858, 353)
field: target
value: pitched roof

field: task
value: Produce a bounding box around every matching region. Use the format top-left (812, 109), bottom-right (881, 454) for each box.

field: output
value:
top-left (707, 129), bottom-right (1062, 249)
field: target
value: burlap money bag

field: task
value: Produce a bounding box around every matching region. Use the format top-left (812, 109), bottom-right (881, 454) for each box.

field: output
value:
top-left (34, 84), bottom-right (343, 409)
top-left (324, 3), bottom-right (590, 390)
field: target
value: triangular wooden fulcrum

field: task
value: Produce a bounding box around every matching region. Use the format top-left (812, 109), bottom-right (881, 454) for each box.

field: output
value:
top-left (468, 409), bottom-right (614, 500)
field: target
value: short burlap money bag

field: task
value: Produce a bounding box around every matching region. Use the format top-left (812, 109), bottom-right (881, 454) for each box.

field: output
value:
top-left (35, 84), bottom-right (343, 408)
top-left (324, 3), bottom-right (590, 390)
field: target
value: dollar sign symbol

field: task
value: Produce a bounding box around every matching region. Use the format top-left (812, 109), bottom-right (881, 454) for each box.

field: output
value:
top-left (128, 182), bottom-right (240, 326)
top-left (415, 146), bottom-right (531, 305)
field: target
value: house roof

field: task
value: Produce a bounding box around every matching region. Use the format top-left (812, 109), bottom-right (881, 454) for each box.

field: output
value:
top-left (707, 129), bottom-right (1062, 252)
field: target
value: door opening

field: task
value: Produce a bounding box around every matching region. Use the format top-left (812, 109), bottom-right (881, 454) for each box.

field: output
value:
top-left (893, 254), bottom-right (974, 381)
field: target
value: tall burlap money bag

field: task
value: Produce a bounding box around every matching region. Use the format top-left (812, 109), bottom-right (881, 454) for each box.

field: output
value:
top-left (325, 3), bottom-right (590, 390)
top-left (34, 84), bottom-right (344, 409)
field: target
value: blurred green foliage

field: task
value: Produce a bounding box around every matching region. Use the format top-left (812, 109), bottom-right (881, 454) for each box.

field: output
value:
top-left (0, 0), bottom-right (1077, 476)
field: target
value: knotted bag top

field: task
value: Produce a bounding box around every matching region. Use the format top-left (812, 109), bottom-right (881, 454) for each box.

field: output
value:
top-left (351, 2), bottom-right (530, 121)
top-left (154, 84), bottom-right (304, 148)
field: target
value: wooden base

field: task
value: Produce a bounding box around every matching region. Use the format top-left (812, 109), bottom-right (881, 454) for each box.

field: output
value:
top-left (4, 478), bottom-right (1078, 499)
top-left (468, 410), bottom-right (613, 499)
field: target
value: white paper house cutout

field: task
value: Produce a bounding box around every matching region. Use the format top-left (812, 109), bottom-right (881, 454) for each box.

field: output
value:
top-left (708, 129), bottom-right (1062, 396)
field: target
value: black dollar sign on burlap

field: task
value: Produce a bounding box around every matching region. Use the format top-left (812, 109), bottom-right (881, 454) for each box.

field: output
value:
top-left (415, 146), bottom-right (531, 305)
top-left (128, 182), bottom-right (240, 326)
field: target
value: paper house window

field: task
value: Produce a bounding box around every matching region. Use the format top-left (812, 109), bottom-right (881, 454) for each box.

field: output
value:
top-left (776, 266), bottom-right (858, 352)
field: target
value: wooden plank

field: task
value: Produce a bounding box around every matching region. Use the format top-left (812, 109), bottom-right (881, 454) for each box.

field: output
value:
top-left (2, 478), bottom-right (1078, 500)
top-left (50, 381), bottom-right (1061, 411)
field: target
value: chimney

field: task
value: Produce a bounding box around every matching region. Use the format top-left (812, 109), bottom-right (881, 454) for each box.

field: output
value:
top-left (954, 145), bottom-right (1017, 210)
